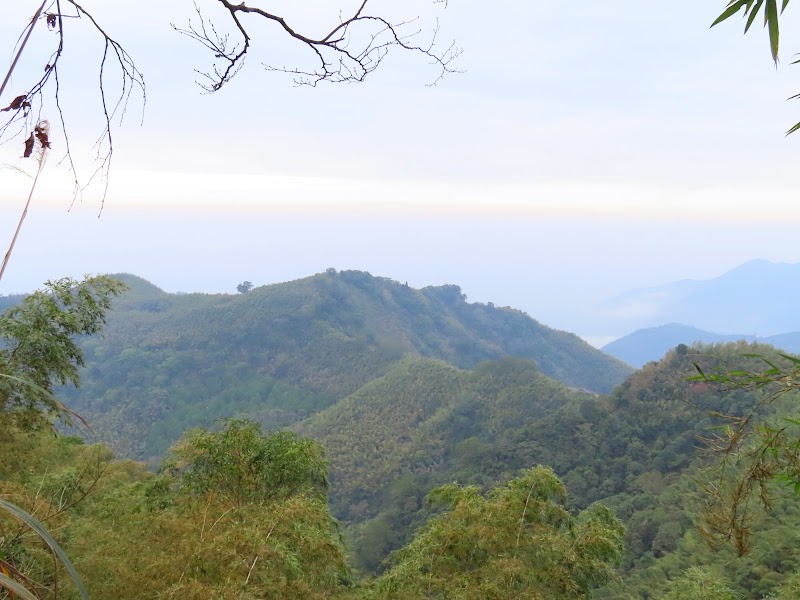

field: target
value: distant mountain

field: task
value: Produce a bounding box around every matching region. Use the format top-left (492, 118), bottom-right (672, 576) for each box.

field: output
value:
top-left (0, 292), bottom-right (25, 313)
top-left (602, 323), bottom-right (800, 368)
top-left (59, 270), bottom-right (631, 459)
top-left (601, 259), bottom-right (800, 336)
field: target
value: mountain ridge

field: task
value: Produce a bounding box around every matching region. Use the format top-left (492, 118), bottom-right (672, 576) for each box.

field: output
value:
top-left (599, 259), bottom-right (800, 336)
top-left (602, 323), bottom-right (800, 367)
top-left (57, 269), bottom-right (631, 459)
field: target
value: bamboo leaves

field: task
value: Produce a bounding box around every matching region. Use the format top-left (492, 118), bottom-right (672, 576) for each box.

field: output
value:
top-left (711, 0), bottom-right (800, 134)
top-left (0, 499), bottom-right (90, 599)
top-left (712, 0), bottom-right (785, 63)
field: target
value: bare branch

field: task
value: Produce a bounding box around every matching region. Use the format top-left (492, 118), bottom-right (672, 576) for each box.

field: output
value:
top-left (174, 0), bottom-right (462, 91)
top-left (1, 0), bottom-right (457, 222)
top-left (0, 0), bottom-right (146, 211)
top-left (65, 0), bottom-right (146, 212)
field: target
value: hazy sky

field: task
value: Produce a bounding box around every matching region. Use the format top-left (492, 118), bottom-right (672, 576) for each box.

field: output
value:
top-left (2, 0), bottom-right (800, 343)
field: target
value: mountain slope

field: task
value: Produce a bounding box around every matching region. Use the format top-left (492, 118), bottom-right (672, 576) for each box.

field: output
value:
top-left (297, 356), bottom-right (591, 521)
top-left (58, 270), bottom-right (630, 459)
top-left (301, 342), bottom-right (799, 576)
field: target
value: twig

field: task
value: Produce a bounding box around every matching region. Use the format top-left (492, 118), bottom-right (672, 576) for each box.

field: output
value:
top-left (173, 0), bottom-right (461, 91)
top-left (244, 555), bottom-right (259, 585)
top-left (516, 478), bottom-right (536, 550)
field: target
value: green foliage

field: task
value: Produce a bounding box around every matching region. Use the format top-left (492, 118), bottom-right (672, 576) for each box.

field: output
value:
top-left (317, 342), bottom-right (800, 594)
top-left (712, 0), bottom-right (784, 63)
top-left (305, 347), bottom-right (759, 573)
top-left (0, 423), bottom-right (350, 600)
top-left (165, 419), bottom-right (328, 508)
top-left (774, 571), bottom-right (800, 599)
top-left (69, 487), bottom-right (350, 600)
top-left (3, 333), bottom-right (800, 599)
top-left (8, 270), bottom-right (800, 599)
top-left (0, 429), bottom-right (114, 600)
top-left (661, 567), bottom-right (741, 600)
top-left (50, 270), bottom-right (630, 459)
top-left (0, 499), bottom-right (89, 600)
top-left (368, 467), bottom-right (625, 599)
top-left (298, 357), bottom-right (466, 521)
top-left (591, 344), bottom-right (800, 599)
top-left (712, 0), bottom-right (800, 134)
top-left (0, 275), bottom-right (125, 430)
top-left (71, 420), bottom-right (349, 599)
top-left (690, 348), bottom-right (800, 554)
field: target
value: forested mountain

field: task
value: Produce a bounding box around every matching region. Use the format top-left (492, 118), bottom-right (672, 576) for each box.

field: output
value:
top-left (56, 270), bottom-right (631, 460)
top-left (4, 279), bottom-right (800, 599)
top-left (298, 356), bottom-right (590, 519)
top-left (313, 344), bottom-right (735, 530)
top-left (603, 323), bottom-right (800, 367)
top-left (299, 341), bottom-right (800, 592)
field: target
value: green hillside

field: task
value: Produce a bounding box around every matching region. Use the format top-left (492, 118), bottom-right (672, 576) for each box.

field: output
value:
top-left (4, 280), bottom-right (800, 599)
top-left (299, 341), bottom-right (800, 582)
top-left (298, 356), bottom-right (588, 520)
top-left (58, 270), bottom-right (630, 459)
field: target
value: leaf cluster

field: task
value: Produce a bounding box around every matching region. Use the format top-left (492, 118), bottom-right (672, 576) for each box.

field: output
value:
top-left (712, 0), bottom-right (800, 134)
top-left (369, 467), bottom-right (625, 600)
top-left (164, 419), bottom-right (328, 508)
top-left (0, 276), bottom-right (125, 431)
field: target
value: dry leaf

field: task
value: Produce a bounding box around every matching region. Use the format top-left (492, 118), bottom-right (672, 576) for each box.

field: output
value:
top-left (23, 133), bottom-right (35, 158)
top-left (1, 95), bottom-right (27, 112)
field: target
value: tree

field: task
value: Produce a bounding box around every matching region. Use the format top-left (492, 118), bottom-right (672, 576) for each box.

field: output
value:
top-left (0, 275), bottom-right (124, 599)
top-left (691, 350), bottom-right (800, 555)
top-left (10, 421), bottom-right (351, 600)
top-left (661, 567), bottom-right (741, 600)
top-left (677, 0), bottom-right (800, 557)
top-left (164, 419), bottom-right (329, 509)
top-left (237, 280), bottom-right (253, 294)
top-left (93, 419), bottom-right (349, 599)
top-left (0, 275), bottom-right (126, 431)
top-left (371, 466), bottom-right (625, 599)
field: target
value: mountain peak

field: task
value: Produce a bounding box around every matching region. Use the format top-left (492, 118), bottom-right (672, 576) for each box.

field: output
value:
top-left (106, 273), bottom-right (167, 299)
top-left (601, 259), bottom-right (800, 337)
top-left (723, 258), bottom-right (792, 276)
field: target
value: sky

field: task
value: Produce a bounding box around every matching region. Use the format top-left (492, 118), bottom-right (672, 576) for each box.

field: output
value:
top-left (1, 0), bottom-right (800, 344)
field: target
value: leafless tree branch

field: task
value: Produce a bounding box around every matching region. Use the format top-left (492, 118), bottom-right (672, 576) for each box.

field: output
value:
top-left (0, 0), bottom-right (146, 211)
top-left (173, 0), bottom-right (462, 91)
top-left (1, 0), bottom-right (457, 213)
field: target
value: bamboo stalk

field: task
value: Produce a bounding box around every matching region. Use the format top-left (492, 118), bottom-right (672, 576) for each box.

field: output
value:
top-left (0, 134), bottom-right (47, 282)
top-left (0, 0), bottom-right (47, 100)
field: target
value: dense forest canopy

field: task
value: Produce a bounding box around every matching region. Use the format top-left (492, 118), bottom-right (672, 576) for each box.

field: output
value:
top-left (55, 272), bottom-right (630, 460)
top-left (2, 272), bottom-right (800, 599)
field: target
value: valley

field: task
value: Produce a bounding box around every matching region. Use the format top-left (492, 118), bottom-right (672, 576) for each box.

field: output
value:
top-left (2, 269), bottom-right (800, 599)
